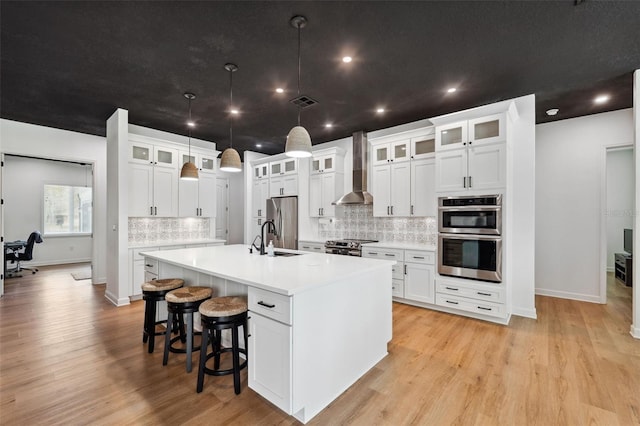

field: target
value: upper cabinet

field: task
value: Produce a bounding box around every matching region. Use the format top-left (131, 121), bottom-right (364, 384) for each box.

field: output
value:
top-left (311, 148), bottom-right (344, 174)
top-left (435, 113), bottom-right (506, 151)
top-left (128, 140), bottom-right (179, 217)
top-left (434, 112), bottom-right (508, 192)
top-left (270, 158), bottom-right (297, 177)
top-left (410, 131), bottom-right (436, 160)
top-left (180, 150), bottom-right (217, 175)
top-left (253, 163), bottom-right (269, 180)
top-left (372, 139), bottom-right (410, 166)
top-left (309, 148), bottom-right (344, 217)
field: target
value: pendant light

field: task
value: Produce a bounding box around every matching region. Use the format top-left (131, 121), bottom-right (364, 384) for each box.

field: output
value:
top-left (180, 92), bottom-right (199, 181)
top-left (219, 63), bottom-right (242, 172)
top-left (285, 15), bottom-right (312, 158)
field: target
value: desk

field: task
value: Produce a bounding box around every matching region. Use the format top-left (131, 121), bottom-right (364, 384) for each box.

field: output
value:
top-left (4, 240), bottom-right (27, 278)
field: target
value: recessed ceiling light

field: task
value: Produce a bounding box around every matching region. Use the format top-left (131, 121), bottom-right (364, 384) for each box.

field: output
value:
top-left (325, 123), bottom-right (333, 128)
top-left (187, 121), bottom-right (195, 127)
top-left (230, 109), bottom-right (239, 115)
top-left (376, 108), bottom-right (385, 114)
top-left (546, 108), bottom-right (559, 116)
top-left (255, 143), bottom-right (262, 148)
top-left (447, 87), bottom-right (457, 93)
top-left (342, 56), bottom-right (352, 63)
top-left (276, 88), bottom-right (284, 93)
top-left (594, 94), bottom-right (610, 104)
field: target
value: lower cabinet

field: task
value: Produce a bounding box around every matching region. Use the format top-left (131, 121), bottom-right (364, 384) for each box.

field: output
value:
top-left (435, 276), bottom-right (506, 319)
top-left (404, 261), bottom-right (434, 304)
top-left (298, 241), bottom-right (325, 253)
top-left (248, 312), bottom-right (292, 413)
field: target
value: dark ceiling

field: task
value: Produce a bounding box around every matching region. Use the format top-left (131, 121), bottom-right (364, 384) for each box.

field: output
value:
top-left (1, 1), bottom-right (639, 157)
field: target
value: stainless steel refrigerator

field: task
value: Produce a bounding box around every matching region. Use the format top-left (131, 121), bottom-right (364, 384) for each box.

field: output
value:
top-left (266, 196), bottom-right (298, 250)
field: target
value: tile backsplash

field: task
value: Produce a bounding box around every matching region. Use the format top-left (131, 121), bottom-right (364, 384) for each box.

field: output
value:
top-left (318, 205), bottom-right (436, 245)
top-left (128, 217), bottom-right (211, 244)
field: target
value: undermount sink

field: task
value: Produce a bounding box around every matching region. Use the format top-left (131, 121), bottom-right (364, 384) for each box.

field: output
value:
top-left (273, 251), bottom-right (302, 257)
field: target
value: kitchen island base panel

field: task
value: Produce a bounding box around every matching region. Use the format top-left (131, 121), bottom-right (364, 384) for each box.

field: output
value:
top-left (289, 268), bottom-right (392, 423)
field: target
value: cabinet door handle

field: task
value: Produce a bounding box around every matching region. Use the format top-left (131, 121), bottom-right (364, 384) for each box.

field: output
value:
top-left (445, 286), bottom-right (459, 291)
top-left (477, 292), bottom-right (491, 296)
top-left (258, 209), bottom-right (261, 217)
top-left (411, 205), bottom-right (414, 215)
top-left (387, 206), bottom-right (390, 215)
top-left (446, 300), bottom-right (459, 305)
top-left (258, 219), bottom-right (262, 225)
top-left (154, 206), bottom-right (157, 215)
top-left (477, 306), bottom-right (492, 311)
top-left (468, 141), bottom-right (472, 145)
top-left (404, 264), bottom-right (407, 275)
top-left (391, 206), bottom-right (394, 215)
top-left (150, 206), bottom-right (153, 215)
top-left (257, 301), bottom-right (275, 309)
top-left (469, 176), bottom-right (472, 188)
top-left (463, 176), bottom-right (466, 188)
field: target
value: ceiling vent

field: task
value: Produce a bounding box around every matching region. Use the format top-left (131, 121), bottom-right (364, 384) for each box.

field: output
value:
top-left (289, 95), bottom-right (318, 108)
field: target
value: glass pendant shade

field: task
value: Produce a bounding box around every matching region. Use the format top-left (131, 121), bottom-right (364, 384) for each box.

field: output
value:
top-left (180, 161), bottom-right (199, 180)
top-left (219, 147), bottom-right (242, 172)
top-left (285, 125), bottom-right (312, 158)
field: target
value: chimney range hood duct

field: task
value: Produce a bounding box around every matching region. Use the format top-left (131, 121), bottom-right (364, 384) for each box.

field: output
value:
top-left (333, 131), bottom-right (373, 205)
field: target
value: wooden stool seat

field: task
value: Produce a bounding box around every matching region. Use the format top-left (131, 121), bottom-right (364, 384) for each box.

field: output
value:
top-left (163, 287), bottom-right (213, 373)
top-left (142, 278), bottom-right (185, 353)
top-left (197, 296), bottom-right (248, 394)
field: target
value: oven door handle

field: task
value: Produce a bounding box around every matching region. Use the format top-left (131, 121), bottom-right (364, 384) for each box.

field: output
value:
top-left (437, 206), bottom-right (502, 212)
top-left (438, 233), bottom-right (502, 241)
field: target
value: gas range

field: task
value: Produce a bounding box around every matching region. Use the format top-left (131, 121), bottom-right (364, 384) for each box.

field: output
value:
top-left (324, 239), bottom-right (378, 256)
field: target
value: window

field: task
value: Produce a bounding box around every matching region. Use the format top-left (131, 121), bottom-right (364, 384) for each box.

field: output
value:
top-left (43, 185), bottom-right (92, 235)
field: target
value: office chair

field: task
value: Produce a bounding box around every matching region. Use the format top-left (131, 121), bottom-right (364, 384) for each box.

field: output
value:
top-left (9, 231), bottom-right (43, 275)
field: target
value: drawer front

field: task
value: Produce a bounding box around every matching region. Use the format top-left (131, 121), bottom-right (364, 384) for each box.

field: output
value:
top-left (299, 242), bottom-right (324, 253)
top-left (391, 261), bottom-right (405, 280)
top-left (404, 250), bottom-right (435, 265)
top-left (435, 294), bottom-right (505, 318)
top-left (248, 287), bottom-right (292, 325)
top-left (362, 247), bottom-right (404, 261)
top-left (436, 279), bottom-right (505, 303)
top-left (144, 258), bottom-right (159, 275)
top-left (392, 279), bottom-right (405, 298)
top-left (133, 247), bottom-right (159, 261)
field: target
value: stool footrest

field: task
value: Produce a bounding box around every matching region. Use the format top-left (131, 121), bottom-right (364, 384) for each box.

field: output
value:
top-left (202, 347), bottom-right (247, 376)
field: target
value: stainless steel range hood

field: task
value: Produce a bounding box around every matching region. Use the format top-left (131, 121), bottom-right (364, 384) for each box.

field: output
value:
top-left (333, 131), bottom-right (373, 205)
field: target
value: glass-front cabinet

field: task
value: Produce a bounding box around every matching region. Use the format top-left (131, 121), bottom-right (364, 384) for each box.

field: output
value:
top-left (254, 163), bottom-right (269, 180)
top-left (270, 158), bottom-right (297, 176)
top-left (372, 140), bottom-right (410, 166)
top-left (436, 113), bottom-right (505, 151)
top-left (410, 132), bottom-right (436, 160)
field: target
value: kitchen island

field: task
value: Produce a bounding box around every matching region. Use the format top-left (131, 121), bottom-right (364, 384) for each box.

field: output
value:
top-left (141, 244), bottom-right (394, 424)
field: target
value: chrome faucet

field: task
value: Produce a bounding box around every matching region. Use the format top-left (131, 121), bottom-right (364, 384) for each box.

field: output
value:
top-left (260, 219), bottom-right (276, 255)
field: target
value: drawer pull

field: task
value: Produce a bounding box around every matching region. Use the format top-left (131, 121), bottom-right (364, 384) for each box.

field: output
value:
top-left (412, 256), bottom-right (425, 260)
top-left (446, 300), bottom-right (459, 305)
top-left (145, 264), bottom-right (154, 268)
top-left (369, 252), bottom-right (378, 255)
top-left (477, 306), bottom-right (492, 311)
top-left (385, 253), bottom-right (395, 257)
top-left (257, 301), bottom-right (276, 309)
top-left (477, 292), bottom-right (491, 296)
top-left (445, 286), bottom-right (459, 291)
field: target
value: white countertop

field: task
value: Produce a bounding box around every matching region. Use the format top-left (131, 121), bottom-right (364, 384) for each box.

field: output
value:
top-left (361, 241), bottom-right (436, 251)
top-left (129, 238), bottom-right (226, 249)
top-left (141, 244), bottom-right (395, 296)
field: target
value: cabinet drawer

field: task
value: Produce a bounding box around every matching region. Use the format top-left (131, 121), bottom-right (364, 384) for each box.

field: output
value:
top-left (144, 258), bottom-right (158, 275)
top-left (392, 279), bottom-right (404, 298)
top-left (248, 287), bottom-right (292, 326)
top-left (435, 294), bottom-right (505, 318)
top-left (362, 247), bottom-right (404, 261)
top-left (436, 279), bottom-right (505, 303)
top-left (404, 250), bottom-right (434, 265)
top-left (391, 262), bottom-right (404, 280)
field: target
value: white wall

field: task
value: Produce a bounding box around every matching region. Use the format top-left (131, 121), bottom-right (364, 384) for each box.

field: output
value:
top-left (536, 109), bottom-right (634, 303)
top-left (4, 156), bottom-right (93, 265)
top-left (632, 69), bottom-right (640, 339)
top-left (0, 119), bottom-right (107, 283)
top-left (606, 148), bottom-right (634, 269)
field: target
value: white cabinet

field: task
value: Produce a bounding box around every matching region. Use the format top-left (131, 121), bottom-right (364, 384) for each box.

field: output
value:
top-left (270, 175), bottom-right (298, 197)
top-left (435, 113), bottom-right (506, 151)
top-left (371, 162), bottom-right (410, 217)
top-left (435, 142), bottom-right (506, 192)
top-left (309, 173), bottom-right (341, 217)
top-left (410, 132), bottom-right (436, 161)
top-left (180, 150), bottom-right (217, 175)
top-left (128, 141), bottom-right (180, 217)
top-left (253, 163), bottom-right (269, 180)
top-left (299, 241), bottom-right (325, 253)
top-left (372, 139), bottom-right (410, 166)
top-left (252, 178), bottom-right (270, 218)
top-left (311, 148), bottom-right (344, 174)
top-left (178, 172), bottom-right (216, 217)
top-left (130, 246), bottom-right (158, 298)
top-left (270, 158), bottom-right (297, 176)
top-left (435, 276), bottom-right (506, 319)
top-left (403, 252), bottom-right (435, 304)
top-left (410, 158), bottom-right (436, 216)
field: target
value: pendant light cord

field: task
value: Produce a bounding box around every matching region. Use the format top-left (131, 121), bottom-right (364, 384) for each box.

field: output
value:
top-left (297, 21), bottom-right (301, 126)
top-left (187, 97), bottom-right (192, 158)
top-left (229, 68), bottom-right (233, 149)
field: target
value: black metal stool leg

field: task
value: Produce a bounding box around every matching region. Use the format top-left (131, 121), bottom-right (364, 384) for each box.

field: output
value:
top-left (197, 326), bottom-right (209, 393)
top-left (186, 312), bottom-right (194, 373)
top-left (148, 299), bottom-right (157, 353)
top-left (214, 329), bottom-right (222, 370)
top-left (232, 324), bottom-right (241, 395)
top-left (163, 310), bottom-right (174, 366)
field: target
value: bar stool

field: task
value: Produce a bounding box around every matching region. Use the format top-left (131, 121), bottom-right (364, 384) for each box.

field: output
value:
top-left (163, 286), bottom-right (213, 373)
top-left (141, 278), bottom-right (184, 353)
top-left (197, 296), bottom-right (248, 394)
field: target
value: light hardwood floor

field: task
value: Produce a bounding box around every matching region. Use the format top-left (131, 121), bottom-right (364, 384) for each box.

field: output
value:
top-left (1, 264), bottom-right (638, 425)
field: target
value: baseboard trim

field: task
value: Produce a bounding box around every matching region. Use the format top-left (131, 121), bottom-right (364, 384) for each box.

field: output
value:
top-left (20, 258), bottom-right (92, 267)
top-left (535, 288), bottom-right (602, 304)
top-left (631, 324), bottom-right (640, 339)
top-left (511, 306), bottom-right (537, 319)
top-left (104, 290), bottom-right (130, 307)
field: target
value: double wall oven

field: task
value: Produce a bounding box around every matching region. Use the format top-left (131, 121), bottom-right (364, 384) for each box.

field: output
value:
top-left (438, 195), bottom-right (502, 283)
